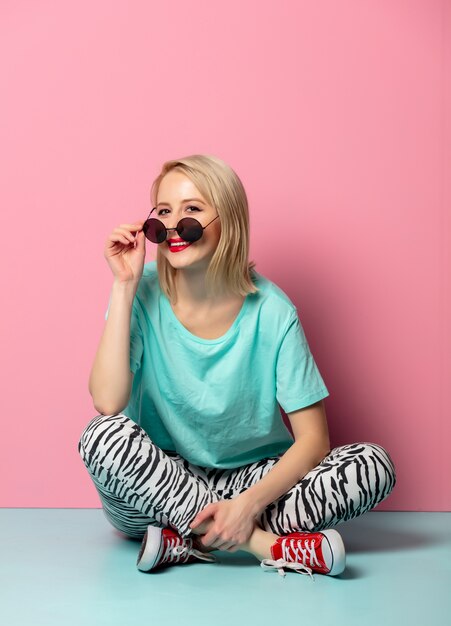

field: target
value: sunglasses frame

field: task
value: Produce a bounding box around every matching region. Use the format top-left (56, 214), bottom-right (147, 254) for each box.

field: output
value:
top-left (143, 207), bottom-right (220, 244)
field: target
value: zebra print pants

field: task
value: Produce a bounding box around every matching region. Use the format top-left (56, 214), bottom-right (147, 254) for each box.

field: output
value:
top-left (77, 412), bottom-right (397, 541)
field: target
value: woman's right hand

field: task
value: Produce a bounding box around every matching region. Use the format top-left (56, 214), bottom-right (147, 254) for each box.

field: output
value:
top-left (104, 220), bottom-right (147, 284)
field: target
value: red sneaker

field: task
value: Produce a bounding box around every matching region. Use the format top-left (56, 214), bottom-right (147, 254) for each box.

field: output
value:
top-left (136, 525), bottom-right (217, 572)
top-left (261, 529), bottom-right (346, 580)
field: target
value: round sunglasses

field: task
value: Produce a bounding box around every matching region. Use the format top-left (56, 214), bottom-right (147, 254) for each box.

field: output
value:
top-left (142, 207), bottom-right (220, 244)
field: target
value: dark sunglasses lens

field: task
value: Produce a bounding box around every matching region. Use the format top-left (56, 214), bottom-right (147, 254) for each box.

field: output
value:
top-left (177, 218), bottom-right (203, 242)
top-left (143, 218), bottom-right (166, 243)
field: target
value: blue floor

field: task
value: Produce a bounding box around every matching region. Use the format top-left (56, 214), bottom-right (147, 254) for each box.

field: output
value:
top-left (0, 509), bottom-right (450, 626)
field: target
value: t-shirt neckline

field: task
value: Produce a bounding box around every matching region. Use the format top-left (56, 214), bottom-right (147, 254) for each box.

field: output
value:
top-left (160, 290), bottom-right (250, 345)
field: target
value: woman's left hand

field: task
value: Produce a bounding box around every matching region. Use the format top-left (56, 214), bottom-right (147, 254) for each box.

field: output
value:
top-left (189, 496), bottom-right (259, 552)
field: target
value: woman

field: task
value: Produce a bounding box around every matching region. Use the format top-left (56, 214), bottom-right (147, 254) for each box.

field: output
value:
top-left (78, 154), bottom-right (396, 580)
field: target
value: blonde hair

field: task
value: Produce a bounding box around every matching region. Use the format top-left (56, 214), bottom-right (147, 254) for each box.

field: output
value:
top-left (150, 154), bottom-right (259, 305)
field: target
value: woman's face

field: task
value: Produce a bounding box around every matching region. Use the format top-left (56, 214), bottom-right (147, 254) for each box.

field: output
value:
top-left (155, 171), bottom-right (221, 270)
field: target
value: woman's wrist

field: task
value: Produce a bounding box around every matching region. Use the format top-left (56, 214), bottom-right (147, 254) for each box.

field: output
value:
top-left (112, 278), bottom-right (139, 296)
top-left (236, 489), bottom-right (265, 518)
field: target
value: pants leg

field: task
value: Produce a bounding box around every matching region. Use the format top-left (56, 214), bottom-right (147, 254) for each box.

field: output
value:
top-left (77, 412), bottom-right (224, 540)
top-left (201, 442), bottom-right (397, 536)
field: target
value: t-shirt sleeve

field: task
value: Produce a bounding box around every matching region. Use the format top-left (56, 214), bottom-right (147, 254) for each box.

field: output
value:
top-left (104, 291), bottom-right (144, 375)
top-left (276, 310), bottom-right (330, 413)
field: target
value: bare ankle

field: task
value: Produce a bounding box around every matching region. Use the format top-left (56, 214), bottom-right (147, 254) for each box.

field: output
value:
top-left (240, 526), bottom-right (280, 560)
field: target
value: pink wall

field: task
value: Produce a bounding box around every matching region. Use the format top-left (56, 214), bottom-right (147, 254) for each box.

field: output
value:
top-left (0, 0), bottom-right (449, 511)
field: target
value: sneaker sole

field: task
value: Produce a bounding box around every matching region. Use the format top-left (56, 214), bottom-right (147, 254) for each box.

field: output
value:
top-left (320, 529), bottom-right (346, 576)
top-left (136, 525), bottom-right (163, 572)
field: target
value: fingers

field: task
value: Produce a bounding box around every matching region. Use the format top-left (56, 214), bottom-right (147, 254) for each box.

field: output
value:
top-left (120, 222), bottom-right (144, 233)
top-left (198, 528), bottom-right (241, 550)
top-left (200, 532), bottom-right (236, 551)
top-left (112, 230), bottom-right (135, 245)
top-left (227, 545), bottom-right (240, 552)
top-left (111, 225), bottom-right (142, 246)
top-left (218, 542), bottom-right (236, 551)
top-left (190, 503), bottom-right (217, 529)
top-left (200, 531), bottom-right (215, 547)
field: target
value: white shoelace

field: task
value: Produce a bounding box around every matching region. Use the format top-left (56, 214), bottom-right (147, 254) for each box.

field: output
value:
top-left (260, 536), bottom-right (321, 580)
top-left (170, 542), bottom-right (217, 563)
top-left (260, 558), bottom-right (315, 580)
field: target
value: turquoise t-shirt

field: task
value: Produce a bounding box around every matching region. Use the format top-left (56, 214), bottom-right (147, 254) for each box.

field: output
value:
top-left (104, 261), bottom-right (329, 469)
